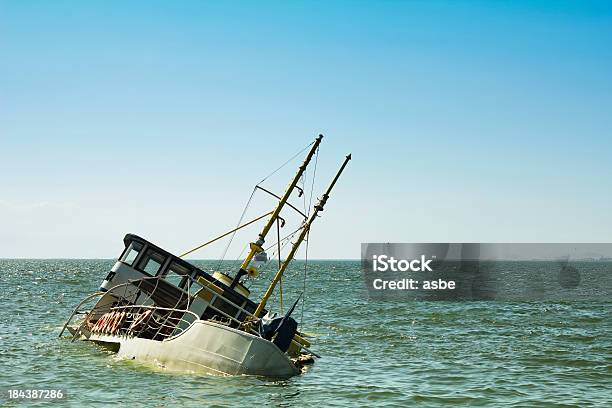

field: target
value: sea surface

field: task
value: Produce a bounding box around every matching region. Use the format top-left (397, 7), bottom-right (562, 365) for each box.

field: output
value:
top-left (0, 259), bottom-right (610, 407)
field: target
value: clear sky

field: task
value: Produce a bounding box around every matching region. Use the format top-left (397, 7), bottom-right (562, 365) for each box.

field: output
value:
top-left (1, 1), bottom-right (611, 259)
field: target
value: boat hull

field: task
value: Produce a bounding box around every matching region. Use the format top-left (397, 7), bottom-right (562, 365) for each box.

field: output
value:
top-left (84, 320), bottom-right (300, 377)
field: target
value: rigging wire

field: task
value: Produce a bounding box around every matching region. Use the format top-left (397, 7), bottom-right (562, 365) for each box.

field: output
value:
top-left (264, 225), bottom-right (302, 254)
top-left (180, 211), bottom-right (272, 258)
top-left (217, 139), bottom-right (314, 272)
top-left (301, 145), bottom-right (319, 327)
top-left (301, 230), bottom-right (310, 327)
top-left (256, 141), bottom-right (314, 186)
top-left (232, 242), bottom-right (249, 270)
top-left (277, 217), bottom-right (283, 314)
top-left (205, 139), bottom-right (319, 323)
top-left (216, 186), bottom-right (256, 272)
top-left (244, 225), bottom-right (300, 290)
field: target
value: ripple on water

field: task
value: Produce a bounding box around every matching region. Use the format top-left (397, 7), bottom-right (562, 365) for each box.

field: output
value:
top-left (0, 259), bottom-right (610, 407)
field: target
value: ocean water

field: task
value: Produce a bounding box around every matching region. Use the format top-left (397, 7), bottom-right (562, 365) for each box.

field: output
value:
top-left (0, 259), bottom-right (610, 407)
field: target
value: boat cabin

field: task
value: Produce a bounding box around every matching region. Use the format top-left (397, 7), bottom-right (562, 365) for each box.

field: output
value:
top-left (100, 234), bottom-right (266, 328)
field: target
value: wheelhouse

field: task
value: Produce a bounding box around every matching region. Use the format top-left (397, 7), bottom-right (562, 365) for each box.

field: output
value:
top-left (100, 234), bottom-right (266, 328)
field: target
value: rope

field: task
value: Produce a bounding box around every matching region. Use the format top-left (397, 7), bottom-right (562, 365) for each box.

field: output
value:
top-left (232, 242), bottom-right (249, 270)
top-left (215, 139), bottom-right (313, 272)
top-left (190, 139), bottom-right (318, 319)
top-left (244, 223), bottom-right (301, 289)
top-left (277, 218), bottom-right (283, 313)
top-left (256, 228), bottom-right (299, 275)
top-left (256, 141), bottom-right (314, 186)
top-left (301, 167), bottom-right (308, 215)
top-left (264, 224), bottom-right (303, 254)
top-left (301, 145), bottom-right (318, 327)
top-left (301, 230), bottom-right (310, 327)
top-left (216, 186), bottom-right (256, 272)
top-left (180, 211), bottom-right (272, 258)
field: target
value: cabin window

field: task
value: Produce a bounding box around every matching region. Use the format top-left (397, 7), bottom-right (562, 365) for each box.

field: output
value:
top-left (138, 250), bottom-right (166, 275)
top-left (122, 242), bottom-right (143, 266)
top-left (164, 262), bottom-right (190, 288)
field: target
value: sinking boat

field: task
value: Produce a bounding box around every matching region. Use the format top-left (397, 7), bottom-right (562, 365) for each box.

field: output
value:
top-left (60, 135), bottom-right (350, 377)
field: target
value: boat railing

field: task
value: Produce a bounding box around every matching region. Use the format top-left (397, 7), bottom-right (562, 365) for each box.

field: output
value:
top-left (123, 272), bottom-right (259, 330)
top-left (68, 272), bottom-right (256, 334)
top-left (59, 277), bottom-right (168, 340)
top-left (64, 273), bottom-right (309, 353)
top-left (58, 291), bottom-right (106, 338)
top-left (79, 277), bottom-right (195, 341)
top-left (128, 274), bottom-right (310, 352)
top-left (95, 304), bottom-right (200, 341)
top-left (114, 275), bottom-right (273, 340)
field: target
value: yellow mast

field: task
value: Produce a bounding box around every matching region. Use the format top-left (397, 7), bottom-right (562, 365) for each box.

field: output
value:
top-left (230, 135), bottom-right (323, 288)
top-left (252, 153), bottom-right (352, 318)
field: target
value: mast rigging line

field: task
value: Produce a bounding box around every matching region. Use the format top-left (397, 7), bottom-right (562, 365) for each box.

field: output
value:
top-left (264, 224), bottom-right (303, 256)
top-left (302, 143), bottom-right (319, 327)
top-left (179, 211), bottom-right (274, 258)
top-left (244, 225), bottom-right (301, 294)
top-left (277, 217), bottom-right (283, 313)
top-left (216, 186), bottom-right (257, 271)
top-left (256, 141), bottom-right (315, 186)
top-left (244, 225), bottom-right (302, 282)
top-left (234, 136), bottom-right (323, 286)
top-left (250, 153), bottom-right (352, 319)
top-left (249, 144), bottom-right (321, 312)
top-left (217, 139), bottom-right (316, 271)
top-left (254, 186), bottom-right (307, 219)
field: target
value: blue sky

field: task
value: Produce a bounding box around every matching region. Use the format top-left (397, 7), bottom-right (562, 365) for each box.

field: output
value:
top-left (1, 1), bottom-right (611, 258)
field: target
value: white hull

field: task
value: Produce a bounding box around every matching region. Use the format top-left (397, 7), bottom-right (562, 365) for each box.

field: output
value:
top-left (84, 320), bottom-right (300, 378)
